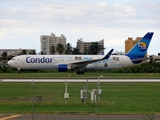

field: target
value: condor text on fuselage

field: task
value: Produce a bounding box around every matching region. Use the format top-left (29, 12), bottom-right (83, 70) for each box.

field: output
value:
top-left (26, 57), bottom-right (53, 63)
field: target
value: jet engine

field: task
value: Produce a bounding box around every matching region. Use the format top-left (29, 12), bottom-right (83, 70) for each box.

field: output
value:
top-left (57, 64), bottom-right (71, 72)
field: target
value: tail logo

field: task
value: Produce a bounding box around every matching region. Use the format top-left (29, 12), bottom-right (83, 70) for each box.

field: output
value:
top-left (137, 42), bottom-right (147, 52)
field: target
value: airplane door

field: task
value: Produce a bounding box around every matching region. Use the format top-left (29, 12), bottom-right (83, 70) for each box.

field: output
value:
top-left (118, 57), bottom-right (124, 67)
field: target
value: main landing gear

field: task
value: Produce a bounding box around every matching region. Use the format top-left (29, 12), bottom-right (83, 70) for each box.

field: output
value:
top-left (76, 70), bottom-right (85, 74)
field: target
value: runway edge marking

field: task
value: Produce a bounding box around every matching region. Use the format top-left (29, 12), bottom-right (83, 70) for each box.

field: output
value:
top-left (0, 114), bottom-right (21, 120)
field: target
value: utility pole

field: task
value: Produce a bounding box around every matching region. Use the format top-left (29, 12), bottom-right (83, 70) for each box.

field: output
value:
top-left (97, 75), bottom-right (103, 120)
top-left (32, 78), bottom-right (34, 120)
top-left (64, 81), bottom-right (69, 103)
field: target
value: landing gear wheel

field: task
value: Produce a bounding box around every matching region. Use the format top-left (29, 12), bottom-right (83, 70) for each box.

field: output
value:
top-left (77, 70), bottom-right (85, 74)
top-left (77, 71), bottom-right (81, 74)
top-left (17, 68), bottom-right (21, 74)
top-left (80, 71), bottom-right (84, 74)
top-left (18, 70), bottom-right (21, 74)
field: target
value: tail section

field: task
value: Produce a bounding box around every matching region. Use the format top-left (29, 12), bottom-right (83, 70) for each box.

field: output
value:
top-left (125, 32), bottom-right (154, 60)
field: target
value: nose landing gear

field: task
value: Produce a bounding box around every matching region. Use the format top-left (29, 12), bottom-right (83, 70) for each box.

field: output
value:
top-left (17, 68), bottom-right (21, 74)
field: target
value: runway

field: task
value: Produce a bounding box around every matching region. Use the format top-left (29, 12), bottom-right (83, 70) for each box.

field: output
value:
top-left (1, 78), bottom-right (160, 82)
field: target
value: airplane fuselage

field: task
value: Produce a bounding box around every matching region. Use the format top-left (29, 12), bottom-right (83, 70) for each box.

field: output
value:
top-left (8, 54), bottom-right (147, 70)
top-left (7, 32), bottom-right (153, 74)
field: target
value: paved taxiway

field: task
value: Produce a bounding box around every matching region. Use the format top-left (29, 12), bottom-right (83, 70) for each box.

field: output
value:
top-left (1, 78), bottom-right (160, 82)
top-left (1, 114), bottom-right (160, 120)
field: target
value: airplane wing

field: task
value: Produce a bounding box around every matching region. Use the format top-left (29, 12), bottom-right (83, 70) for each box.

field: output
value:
top-left (69, 49), bottom-right (114, 67)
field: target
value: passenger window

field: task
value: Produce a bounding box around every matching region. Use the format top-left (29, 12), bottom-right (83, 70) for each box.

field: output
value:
top-left (74, 56), bottom-right (82, 61)
top-left (74, 57), bottom-right (78, 61)
top-left (79, 57), bottom-right (82, 60)
top-left (113, 57), bottom-right (119, 61)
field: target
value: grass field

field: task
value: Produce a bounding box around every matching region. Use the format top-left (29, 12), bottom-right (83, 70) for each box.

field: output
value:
top-left (0, 82), bottom-right (160, 114)
top-left (0, 72), bottom-right (160, 78)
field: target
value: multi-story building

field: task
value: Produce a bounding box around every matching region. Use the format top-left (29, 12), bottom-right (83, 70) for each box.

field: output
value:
top-left (0, 49), bottom-right (36, 56)
top-left (125, 37), bottom-right (142, 53)
top-left (40, 33), bottom-right (66, 55)
top-left (76, 39), bottom-right (104, 54)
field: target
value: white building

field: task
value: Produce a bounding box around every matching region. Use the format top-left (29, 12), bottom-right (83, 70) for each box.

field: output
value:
top-left (40, 33), bottom-right (66, 55)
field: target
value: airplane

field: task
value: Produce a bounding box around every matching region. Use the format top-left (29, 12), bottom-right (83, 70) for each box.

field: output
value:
top-left (7, 32), bottom-right (154, 74)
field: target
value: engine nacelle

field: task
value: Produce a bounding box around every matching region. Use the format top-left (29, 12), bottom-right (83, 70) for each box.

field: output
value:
top-left (57, 64), bottom-right (71, 72)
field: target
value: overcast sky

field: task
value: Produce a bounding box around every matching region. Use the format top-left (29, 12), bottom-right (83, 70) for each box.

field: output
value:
top-left (0, 0), bottom-right (160, 55)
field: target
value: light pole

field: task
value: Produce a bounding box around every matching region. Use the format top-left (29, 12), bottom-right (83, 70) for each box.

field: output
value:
top-left (86, 79), bottom-right (88, 102)
top-left (97, 75), bottom-right (103, 120)
top-left (64, 81), bottom-right (69, 103)
top-left (32, 78), bottom-right (34, 120)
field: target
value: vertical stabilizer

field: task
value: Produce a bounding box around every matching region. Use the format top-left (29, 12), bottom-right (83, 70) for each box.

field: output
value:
top-left (125, 32), bottom-right (154, 60)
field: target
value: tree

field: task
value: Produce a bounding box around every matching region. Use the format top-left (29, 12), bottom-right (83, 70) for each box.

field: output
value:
top-left (29, 50), bottom-right (36, 55)
top-left (7, 55), bottom-right (14, 61)
top-left (19, 50), bottom-right (27, 55)
top-left (88, 42), bottom-right (104, 55)
top-left (1, 52), bottom-right (7, 60)
top-left (65, 43), bottom-right (72, 54)
top-left (83, 48), bottom-right (88, 55)
top-left (50, 45), bottom-right (55, 54)
top-left (0, 52), bottom-right (12, 66)
top-left (56, 43), bottom-right (64, 54)
top-left (72, 47), bottom-right (82, 54)
top-left (40, 51), bottom-right (44, 55)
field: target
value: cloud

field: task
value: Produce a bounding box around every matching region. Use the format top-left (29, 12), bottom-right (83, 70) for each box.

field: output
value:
top-left (1, 1), bottom-right (159, 27)
top-left (0, 28), bottom-right (7, 38)
top-left (0, 1), bottom-right (160, 54)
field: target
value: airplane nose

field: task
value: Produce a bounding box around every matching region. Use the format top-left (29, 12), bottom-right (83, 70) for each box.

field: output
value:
top-left (7, 60), bottom-right (11, 66)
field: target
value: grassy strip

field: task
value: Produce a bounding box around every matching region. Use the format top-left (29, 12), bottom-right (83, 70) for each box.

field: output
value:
top-left (0, 73), bottom-right (160, 79)
top-left (0, 82), bottom-right (160, 114)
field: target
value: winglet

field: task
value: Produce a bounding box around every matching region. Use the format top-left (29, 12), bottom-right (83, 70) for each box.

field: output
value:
top-left (103, 49), bottom-right (114, 59)
top-left (100, 51), bottom-right (104, 55)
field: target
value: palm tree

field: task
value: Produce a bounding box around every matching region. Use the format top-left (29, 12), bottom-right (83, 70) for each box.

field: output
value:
top-left (50, 45), bottom-right (55, 54)
top-left (65, 43), bottom-right (72, 54)
top-left (19, 50), bottom-right (27, 55)
top-left (98, 45), bottom-right (105, 54)
top-left (38, 51), bottom-right (44, 55)
top-left (88, 42), bottom-right (100, 55)
top-left (1, 52), bottom-right (7, 60)
top-left (83, 48), bottom-right (89, 55)
top-left (7, 55), bottom-right (14, 61)
top-left (29, 50), bottom-right (36, 55)
top-left (88, 42), bottom-right (104, 54)
top-left (1, 51), bottom-right (8, 65)
top-left (56, 43), bottom-right (64, 54)
top-left (72, 47), bottom-right (82, 54)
